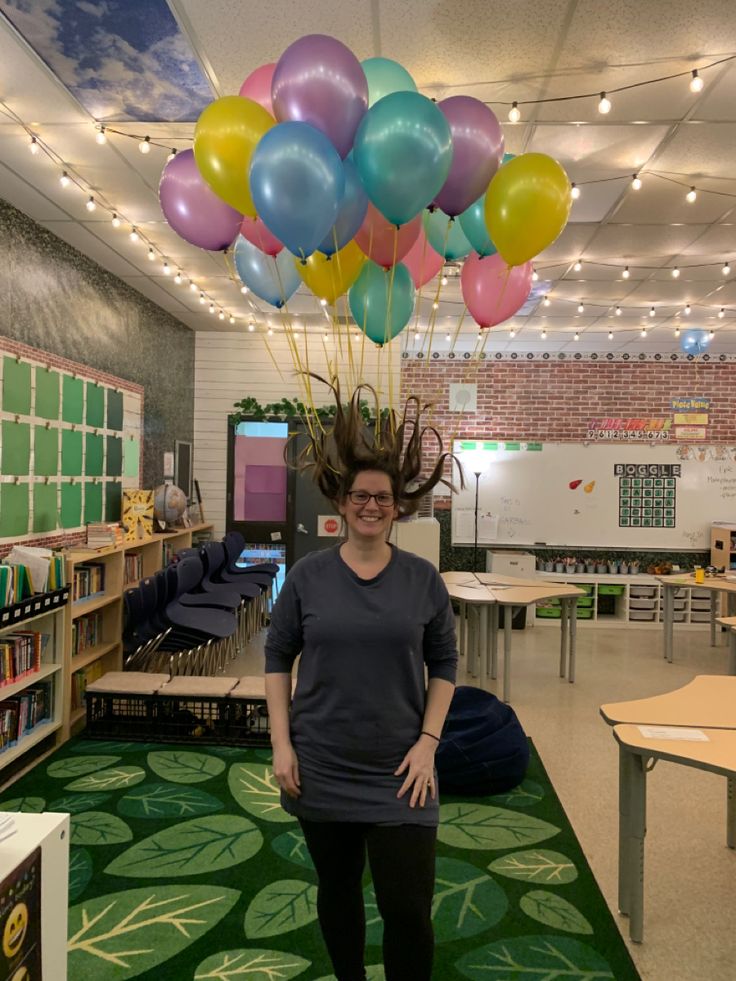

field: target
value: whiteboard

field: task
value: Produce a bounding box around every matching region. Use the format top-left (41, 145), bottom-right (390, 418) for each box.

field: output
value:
top-left (451, 440), bottom-right (736, 550)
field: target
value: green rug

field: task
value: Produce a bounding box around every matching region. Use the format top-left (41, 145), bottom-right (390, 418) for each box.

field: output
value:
top-left (0, 738), bottom-right (639, 980)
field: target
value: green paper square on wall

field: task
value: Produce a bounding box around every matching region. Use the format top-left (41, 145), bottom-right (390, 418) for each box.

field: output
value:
top-left (2, 420), bottom-right (30, 475)
top-left (62, 375), bottom-right (84, 424)
top-left (0, 482), bottom-right (29, 537)
top-left (2, 357), bottom-right (31, 415)
top-left (86, 433), bottom-right (104, 476)
top-left (123, 438), bottom-right (139, 479)
top-left (107, 389), bottom-right (123, 431)
top-left (33, 482), bottom-right (58, 533)
top-left (35, 367), bottom-right (60, 420)
top-left (106, 436), bottom-right (122, 476)
top-left (86, 382), bottom-right (104, 427)
top-left (61, 429), bottom-right (83, 476)
top-left (105, 481), bottom-right (122, 522)
top-left (84, 481), bottom-right (103, 523)
top-left (60, 481), bottom-right (82, 528)
top-left (34, 426), bottom-right (59, 477)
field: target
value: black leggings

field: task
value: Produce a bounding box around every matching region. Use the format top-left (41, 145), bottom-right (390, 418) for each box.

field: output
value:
top-left (299, 819), bottom-right (437, 981)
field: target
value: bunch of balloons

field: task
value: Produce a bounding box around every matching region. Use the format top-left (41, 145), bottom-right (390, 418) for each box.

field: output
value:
top-left (158, 34), bottom-right (573, 341)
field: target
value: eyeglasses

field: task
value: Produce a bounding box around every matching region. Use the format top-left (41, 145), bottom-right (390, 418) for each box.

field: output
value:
top-left (346, 490), bottom-right (395, 508)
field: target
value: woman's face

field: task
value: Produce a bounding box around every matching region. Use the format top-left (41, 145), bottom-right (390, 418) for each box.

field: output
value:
top-left (338, 469), bottom-right (399, 542)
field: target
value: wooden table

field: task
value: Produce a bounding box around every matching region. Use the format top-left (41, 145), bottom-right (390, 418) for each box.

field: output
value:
top-left (600, 676), bottom-right (736, 942)
top-left (714, 615), bottom-right (736, 675)
top-left (656, 573), bottom-right (736, 665)
top-left (442, 572), bottom-right (584, 703)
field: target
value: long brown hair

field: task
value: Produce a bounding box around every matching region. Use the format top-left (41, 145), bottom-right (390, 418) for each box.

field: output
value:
top-left (296, 373), bottom-right (464, 517)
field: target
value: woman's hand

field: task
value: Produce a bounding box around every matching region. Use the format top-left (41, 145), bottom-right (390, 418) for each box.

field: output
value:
top-left (272, 742), bottom-right (301, 798)
top-left (395, 734), bottom-right (438, 808)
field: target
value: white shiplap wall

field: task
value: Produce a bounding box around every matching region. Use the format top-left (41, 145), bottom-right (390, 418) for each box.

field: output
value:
top-left (193, 331), bottom-right (401, 536)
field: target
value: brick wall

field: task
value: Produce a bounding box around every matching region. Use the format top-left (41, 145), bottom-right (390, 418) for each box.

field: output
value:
top-left (401, 359), bottom-right (736, 502)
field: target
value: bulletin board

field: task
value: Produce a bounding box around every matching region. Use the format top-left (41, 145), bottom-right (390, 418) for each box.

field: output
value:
top-left (451, 439), bottom-right (736, 551)
top-left (0, 344), bottom-right (142, 541)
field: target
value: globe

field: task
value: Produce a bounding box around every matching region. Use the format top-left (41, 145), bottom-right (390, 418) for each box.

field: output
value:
top-left (153, 483), bottom-right (188, 525)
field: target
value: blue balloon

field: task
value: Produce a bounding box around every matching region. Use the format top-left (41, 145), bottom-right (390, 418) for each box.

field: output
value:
top-left (319, 159), bottom-right (368, 256)
top-left (249, 122), bottom-right (345, 260)
top-left (680, 329), bottom-right (710, 354)
top-left (349, 260), bottom-right (415, 344)
top-left (233, 234), bottom-right (300, 308)
top-left (502, 152), bottom-right (516, 165)
top-left (423, 208), bottom-right (471, 261)
top-left (458, 196), bottom-right (497, 257)
top-left (353, 91), bottom-right (453, 226)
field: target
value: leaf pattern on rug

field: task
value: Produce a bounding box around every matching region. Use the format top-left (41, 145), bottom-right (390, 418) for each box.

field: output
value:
top-left (64, 766), bottom-right (146, 792)
top-left (438, 802), bottom-right (560, 850)
top-left (0, 796), bottom-right (45, 812)
top-left (244, 880), bottom-right (318, 939)
top-left (455, 935), bottom-right (615, 980)
top-left (48, 755), bottom-right (121, 779)
top-left (71, 811), bottom-right (132, 847)
top-left (489, 849), bottom-right (578, 885)
top-left (117, 783), bottom-right (224, 820)
top-left (147, 750), bottom-right (226, 784)
top-left (228, 763), bottom-right (297, 823)
top-left (194, 948), bottom-right (311, 979)
top-left (520, 890), bottom-right (593, 934)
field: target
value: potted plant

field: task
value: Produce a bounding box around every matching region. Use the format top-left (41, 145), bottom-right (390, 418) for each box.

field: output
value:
top-left (608, 559), bottom-right (619, 574)
top-left (619, 559), bottom-right (629, 575)
top-left (596, 559), bottom-right (608, 574)
top-left (630, 559), bottom-right (640, 575)
top-left (586, 559), bottom-right (597, 573)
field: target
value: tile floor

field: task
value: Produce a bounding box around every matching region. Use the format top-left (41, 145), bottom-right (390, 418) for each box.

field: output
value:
top-left (228, 620), bottom-right (736, 981)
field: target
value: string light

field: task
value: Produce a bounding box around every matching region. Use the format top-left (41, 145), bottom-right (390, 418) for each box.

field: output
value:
top-left (445, 333), bottom-right (451, 342)
top-left (598, 92), bottom-right (611, 114)
top-left (573, 259), bottom-right (582, 271)
top-left (577, 301), bottom-right (584, 313)
top-left (709, 329), bottom-right (715, 338)
top-left (59, 170), bottom-right (70, 188)
top-left (684, 303), bottom-right (691, 315)
top-left (189, 282), bottom-right (197, 292)
top-left (615, 306), bottom-right (622, 316)
top-left (671, 266), bottom-right (680, 278)
top-left (414, 331), bottom-right (420, 341)
top-left (622, 266), bottom-right (630, 278)
top-left (85, 196), bottom-right (96, 212)
top-left (174, 271), bottom-right (182, 284)
top-left (641, 327), bottom-right (647, 337)
top-left (541, 329), bottom-right (547, 339)
top-left (29, 135), bottom-right (39, 155)
top-left (686, 186), bottom-right (697, 203)
top-left (219, 311), bottom-right (225, 320)
top-left (719, 308), bottom-right (725, 318)
top-left (543, 295), bottom-right (551, 307)
top-left (129, 227), bottom-right (139, 242)
top-left (508, 101), bottom-right (520, 123)
top-left (199, 293), bottom-right (206, 304)
top-left (95, 126), bottom-right (107, 145)
top-left (319, 297), bottom-right (328, 306)
top-left (723, 261), bottom-right (731, 276)
top-left (571, 183), bottom-right (580, 200)
top-left (139, 136), bottom-right (151, 154)
top-left (110, 213), bottom-right (120, 228)
top-left (167, 149), bottom-right (177, 162)
top-left (267, 328), bottom-right (273, 336)
top-left (229, 315), bottom-right (235, 324)
top-left (649, 306), bottom-right (656, 317)
top-left (240, 285), bottom-right (249, 294)
top-left (509, 329), bottom-right (516, 338)
top-left (531, 269), bottom-right (538, 282)
top-left (147, 247), bottom-right (155, 261)
top-left (441, 276), bottom-right (448, 286)
top-left (689, 69), bottom-right (704, 93)
top-left (608, 329), bottom-right (614, 340)
top-left (248, 321), bottom-right (255, 331)
top-left (574, 331), bottom-right (580, 341)
top-left (675, 326), bottom-right (680, 337)
top-left (631, 174), bottom-right (642, 190)
top-left (209, 304), bottom-right (215, 315)
top-left (162, 262), bottom-right (170, 275)
top-left (432, 301), bottom-right (439, 310)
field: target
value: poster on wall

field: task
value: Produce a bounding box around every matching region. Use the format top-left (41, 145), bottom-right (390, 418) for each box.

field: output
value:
top-left (0, 846), bottom-right (42, 980)
top-left (615, 463), bottom-right (679, 528)
top-left (317, 515), bottom-right (341, 537)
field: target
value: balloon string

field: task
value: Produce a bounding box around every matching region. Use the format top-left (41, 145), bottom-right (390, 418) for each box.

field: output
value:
top-left (413, 228), bottom-right (429, 332)
top-left (385, 227), bottom-right (400, 433)
top-left (420, 216), bottom-right (451, 367)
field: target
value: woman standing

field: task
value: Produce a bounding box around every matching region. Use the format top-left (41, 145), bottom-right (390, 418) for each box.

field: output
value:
top-left (265, 383), bottom-right (459, 981)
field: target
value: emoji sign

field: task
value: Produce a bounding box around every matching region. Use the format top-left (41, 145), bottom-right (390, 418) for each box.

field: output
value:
top-left (2, 902), bottom-right (28, 959)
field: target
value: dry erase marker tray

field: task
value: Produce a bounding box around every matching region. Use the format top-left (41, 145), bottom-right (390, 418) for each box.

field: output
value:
top-left (0, 587), bottom-right (70, 629)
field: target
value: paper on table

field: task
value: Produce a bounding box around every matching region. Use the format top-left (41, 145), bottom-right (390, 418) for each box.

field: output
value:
top-left (638, 725), bottom-right (709, 741)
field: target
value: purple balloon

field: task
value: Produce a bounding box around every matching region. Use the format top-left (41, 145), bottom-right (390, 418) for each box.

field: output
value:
top-left (434, 96), bottom-right (505, 217)
top-left (271, 34), bottom-right (368, 158)
top-left (158, 149), bottom-right (241, 251)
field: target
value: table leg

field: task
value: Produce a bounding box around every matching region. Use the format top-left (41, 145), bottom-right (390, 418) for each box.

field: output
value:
top-left (628, 751), bottom-right (648, 944)
top-left (568, 600), bottom-right (577, 684)
top-left (490, 604), bottom-right (499, 680)
top-left (480, 603), bottom-right (489, 680)
top-left (458, 600), bottom-right (467, 659)
top-left (559, 598), bottom-right (568, 679)
top-left (618, 742), bottom-right (633, 917)
top-left (663, 584), bottom-right (674, 663)
top-left (728, 777), bottom-right (736, 850)
top-left (729, 631), bottom-right (736, 677)
top-left (503, 605), bottom-right (513, 703)
top-left (711, 593), bottom-right (718, 648)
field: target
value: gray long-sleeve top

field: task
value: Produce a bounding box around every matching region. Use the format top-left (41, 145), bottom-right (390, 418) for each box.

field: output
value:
top-left (264, 544), bottom-right (458, 824)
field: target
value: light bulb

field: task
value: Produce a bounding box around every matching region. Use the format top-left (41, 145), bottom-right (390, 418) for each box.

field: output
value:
top-left (59, 170), bottom-right (70, 188)
top-left (95, 126), bottom-right (106, 145)
top-left (267, 328), bottom-right (273, 336)
top-left (209, 304), bottom-right (215, 314)
top-left (441, 276), bottom-right (448, 286)
top-left (509, 329), bottom-right (516, 338)
top-left (111, 213), bottom-right (120, 228)
top-left (129, 227), bottom-right (139, 242)
top-left (532, 268), bottom-right (538, 282)
top-left (508, 101), bottom-right (520, 123)
top-left (86, 196), bottom-right (96, 212)
top-left (631, 174), bottom-right (642, 190)
top-left (219, 310), bottom-right (225, 320)
top-left (615, 306), bottom-right (622, 316)
top-left (432, 301), bottom-right (439, 310)
top-left (199, 293), bottom-right (205, 304)
top-left (686, 186), bottom-right (697, 203)
top-left (574, 331), bottom-right (579, 341)
top-left (414, 332), bottom-right (420, 341)
top-left (675, 327), bottom-right (681, 337)
top-left (167, 148), bottom-right (177, 162)
top-left (577, 301), bottom-right (584, 313)
top-left (571, 183), bottom-right (580, 200)
top-left (174, 272), bottom-right (182, 284)
top-left (671, 266), bottom-right (680, 278)
top-left (622, 266), bottom-right (630, 279)
top-left (147, 247), bottom-right (155, 261)
top-left (189, 282), bottom-right (197, 292)
top-left (240, 285), bottom-right (249, 294)
top-left (719, 308), bottom-right (725, 318)
top-left (445, 333), bottom-right (451, 342)
top-left (608, 330), bottom-right (614, 340)
top-left (685, 303), bottom-right (691, 315)
top-left (573, 259), bottom-right (582, 271)
top-left (650, 306), bottom-right (656, 317)
top-left (689, 69), bottom-right (704, 93)
top-left (641, 327), bottom-right (647, 337)
top-left (248, 322), bottom-right (255, 331)
top-left (598, 92), bottom-right (611, 114)
top-left (319, 297), bottom-right (328, 306)
top-left (229, 315), bottom-right (235, 324)
top-left (541, 329), bottom-right (547, 339)
top-left (723, 261), bottom-right (731, 276)
top-left (709, 329), bottom-right (715, 338)
top-left (162, 262), bottom-right (170, 275)
top-left (139, 136), bottom-right (151, 154)
top-left (29, 135), bottom-right (39, 155)
top-left (543, 295), bottom-right (551, 307)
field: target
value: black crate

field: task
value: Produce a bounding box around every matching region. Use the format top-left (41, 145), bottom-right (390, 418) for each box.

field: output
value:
top-left (85, 690), bottom-right (157, 739)
top-left (228, 699), bottom-right (272, 744)
top-left (156, 694), bottom-right (232, 744)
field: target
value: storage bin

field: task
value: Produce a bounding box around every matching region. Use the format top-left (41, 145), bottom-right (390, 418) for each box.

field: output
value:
top-left (576, 596), bottom-right (594, 607)
top-left (578, 583), bottom-right (595, 595)
top-left (599, 584), bottom-right (625, 596)
top-left (691, 610), bottom-right (713, 622)
top-left (630, 598), bottom-right (657, 610)
top-left (629, 586), bottom-right (656, 598)
top-left (691, 588), bottom-right (713, 599)
top-left (576, 608), bottom-right (594, 619)
top-left (536, 606), bottom-right (562, 619)
top-left (629, 609), bottom-right (656, 621)
top-left (659, 611), bottom-right (686, 622)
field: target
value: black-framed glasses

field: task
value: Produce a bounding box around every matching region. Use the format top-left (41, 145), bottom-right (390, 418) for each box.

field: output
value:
top-left (347, 490), bottom-right (395, 508)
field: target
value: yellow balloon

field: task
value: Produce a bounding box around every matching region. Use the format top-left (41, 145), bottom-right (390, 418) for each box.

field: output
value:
top-left (484, 153), bottom-right (572, 267)
top-left (295, 240), bottom-right (366, 304)
top-left (194, 96), bottom-right (274, 217)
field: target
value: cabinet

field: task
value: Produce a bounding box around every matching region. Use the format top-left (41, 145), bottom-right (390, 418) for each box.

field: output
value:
top-left (535, 572), bottom-right (715, 628)
top-left (711, 522), bottom-right (736, 570)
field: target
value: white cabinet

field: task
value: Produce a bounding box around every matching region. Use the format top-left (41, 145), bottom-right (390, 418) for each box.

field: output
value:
top-left (486, 551), bottom-right (536, 577)
top-left (390, 517), bottom-right (440, 568)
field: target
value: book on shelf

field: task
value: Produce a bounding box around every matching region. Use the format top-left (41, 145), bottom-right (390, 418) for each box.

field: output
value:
top-left (72, 612), bottom-right (103, 657)
top-left (72, 563), bottom-right (106, 603)
top-left (122, 490), bottom-right (154, 542)
top-left (0, 632), bottom-right (47, 687)
top-left (124, 552), bottom-right (143, 585)
top-left (0, 679), bottom-right (53, 751)
top-left (86, 522), bottom-right (124, 549)
top-left (71, 661), bottom-right (103, 711)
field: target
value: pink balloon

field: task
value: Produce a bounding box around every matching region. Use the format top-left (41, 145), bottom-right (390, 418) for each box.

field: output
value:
top-left (355, 202), bottom-right (421, 269)
top-left (239, 63), bottom-right (276, 117)
top-left (239, 215), bottom-right (283, 257)
top-left (402, 228), bottom-right (444, 288)
top-left (461, 252), bottom-right (533, 328)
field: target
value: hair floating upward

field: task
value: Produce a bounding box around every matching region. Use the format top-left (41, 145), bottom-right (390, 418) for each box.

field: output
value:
top-left (296, 372), bottom-right (464, 516)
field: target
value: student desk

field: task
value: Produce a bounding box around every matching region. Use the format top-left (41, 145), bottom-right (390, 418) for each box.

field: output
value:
top-left (714, 615), bottom-right (736, 675)
top-left (656, 573), bottom-right (736, 665)
top-left (442, 572), bottom-right (583, 703)
top-left (601, 676), bottom-right (736, 943)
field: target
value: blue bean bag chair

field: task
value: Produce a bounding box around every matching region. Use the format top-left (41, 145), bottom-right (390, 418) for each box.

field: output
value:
top-left (435, 686), bottom-right (529, 796)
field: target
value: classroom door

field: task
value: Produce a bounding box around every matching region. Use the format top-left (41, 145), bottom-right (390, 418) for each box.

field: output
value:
top-left (290, 429), bottom-right (339, 564)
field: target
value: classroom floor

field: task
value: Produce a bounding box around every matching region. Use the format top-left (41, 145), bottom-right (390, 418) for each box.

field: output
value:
top-left (229, 620), bottom-right (736, 981)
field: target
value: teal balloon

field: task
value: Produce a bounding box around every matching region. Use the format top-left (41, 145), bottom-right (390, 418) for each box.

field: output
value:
top-left (361, 57), bottom-right (417, 107)
top-left (423, 208), bottom-right (471, 261)
top-left (349, 260), bottom-right (415, 345)
top-left (502, 152), bottom-right (516, 165)
top-left (458, 196), bottom-right (497, 257)
top-left (353, 91), bottom-right (453, 226)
